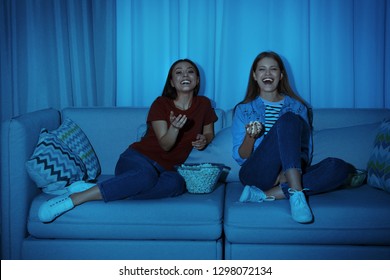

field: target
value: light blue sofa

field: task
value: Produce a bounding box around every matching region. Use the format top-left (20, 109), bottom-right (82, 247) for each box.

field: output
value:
top-left (2, 107), bottom-right (390, 259)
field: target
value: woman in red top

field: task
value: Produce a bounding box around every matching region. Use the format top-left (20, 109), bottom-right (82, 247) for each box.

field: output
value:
top-left (38, 59), bottom-right (218, 223)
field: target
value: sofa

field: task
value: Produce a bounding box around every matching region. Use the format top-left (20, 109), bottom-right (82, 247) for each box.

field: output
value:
top-left (1, 107), bottom-right (390, 260)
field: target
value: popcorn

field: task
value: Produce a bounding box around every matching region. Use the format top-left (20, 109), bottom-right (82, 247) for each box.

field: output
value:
top-left (177, 163), bottom-right (223, 193)
top-left (246, 121), bottom-right (262, 135)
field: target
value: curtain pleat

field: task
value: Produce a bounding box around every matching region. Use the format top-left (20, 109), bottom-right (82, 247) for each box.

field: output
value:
top-left (1, 0), bottom-right (389, 123)
top-left (386, 0), bottom-right (390, 108)
top-left (353, 0), bottom-right (387, 107)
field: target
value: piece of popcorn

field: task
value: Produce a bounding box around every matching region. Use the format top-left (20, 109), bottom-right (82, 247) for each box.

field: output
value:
top-left (246, 121), bottom-right (262, 134)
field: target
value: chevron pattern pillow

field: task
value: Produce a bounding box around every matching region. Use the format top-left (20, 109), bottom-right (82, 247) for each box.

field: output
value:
top-left (52, 118), bottom-right (101, 180)
top-left (367, 119), bottom-right (390, 193)
top-left (26, 129), bottom-right (87, 194)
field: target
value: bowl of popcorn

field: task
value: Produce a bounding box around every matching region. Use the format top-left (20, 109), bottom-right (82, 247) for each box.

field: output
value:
top-left (176, 163), bottom-right (228, 194)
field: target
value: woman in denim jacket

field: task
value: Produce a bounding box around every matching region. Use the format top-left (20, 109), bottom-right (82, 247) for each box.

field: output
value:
top-left (232, 51), bottom-right (355, 223)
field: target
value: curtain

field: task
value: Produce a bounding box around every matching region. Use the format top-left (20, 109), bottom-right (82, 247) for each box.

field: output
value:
top-left (1, 0), bottom-right (389, 123)
top-left (1, 0), bottom-right (116, 122)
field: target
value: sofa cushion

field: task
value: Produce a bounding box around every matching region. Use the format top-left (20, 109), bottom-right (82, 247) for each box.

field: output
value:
top-left (224, 182), bottom-right (390, 245)
top-left (25, 129), bottom-right (87, 194)
top-left (28, 180), bottom-right (225, 240)
top-left (367, 118), bottom-right (390, 193)
top-left (312, 123), bottom-right (380, 169)
top-left (52, 118), bottom-right (101, 181)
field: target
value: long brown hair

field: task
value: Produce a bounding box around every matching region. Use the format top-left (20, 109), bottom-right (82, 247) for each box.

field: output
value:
top-left (239, 51), bottom-right (306, 105)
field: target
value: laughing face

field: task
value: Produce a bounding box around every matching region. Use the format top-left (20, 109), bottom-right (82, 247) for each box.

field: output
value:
top-left (253, 56), bottom-right (283, 95)
top-left (170, 61), bottom-right (199, 94)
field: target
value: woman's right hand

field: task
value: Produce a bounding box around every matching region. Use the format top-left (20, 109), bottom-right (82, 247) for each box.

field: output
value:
top-left (152, 111), bottom-right (187, 152)
top-left (170, 111), bottom-right (187, 130)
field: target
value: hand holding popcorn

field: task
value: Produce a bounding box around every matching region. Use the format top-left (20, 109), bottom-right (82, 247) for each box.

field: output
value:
top-left (246, 121), bottom-right (263, 138)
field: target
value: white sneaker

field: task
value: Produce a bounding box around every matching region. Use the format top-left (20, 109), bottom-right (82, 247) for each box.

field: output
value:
top-left (288, 188), bottom-right (313, 223)
top-left (239, 185), bottom-right (275, 202)
top-left (38, 194), bottom-right (74, 223)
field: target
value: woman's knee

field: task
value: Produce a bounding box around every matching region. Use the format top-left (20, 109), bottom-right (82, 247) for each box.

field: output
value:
top-left (274, 112), bottom-right (304, 134)
top-left (115, 149), bottom-right (154, 176)
top-left (129, 166), bottom-right (159, 189)
top-left (278, 111), bottom-right (300, 124)
top-left (161, 171), bottom-right (186, 196)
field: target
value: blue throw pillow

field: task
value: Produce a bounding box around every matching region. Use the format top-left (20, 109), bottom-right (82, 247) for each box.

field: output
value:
top-left (26, 129), bottom-right (87, 194)
top-left (367, 119), bottom-right (390, 193)
top-left (51, 118), bottom-right (101, 180)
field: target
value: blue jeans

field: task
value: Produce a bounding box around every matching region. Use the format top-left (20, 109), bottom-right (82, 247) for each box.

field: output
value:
top-left (239, 112), bottom-right (355, 197)
top-left (98, 148), bottom-right (186, 202)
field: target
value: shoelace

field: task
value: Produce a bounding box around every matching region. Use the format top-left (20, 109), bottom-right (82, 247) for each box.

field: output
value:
top-left (288, 188), bottom-right (313, 223)
top-left (48, 196), bottom-right (72, 217)
top-left (48, 196), bottom-right (69, 207)
top-left (263, 196), bottom-right (276, 202)
top-left (288, 188), bottom-right (309, 205)
top-left (288, 188), bottom-right (310, 195)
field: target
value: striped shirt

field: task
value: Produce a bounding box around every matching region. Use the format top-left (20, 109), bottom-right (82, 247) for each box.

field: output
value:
top-left (262, 98), bottom-right (284, 135)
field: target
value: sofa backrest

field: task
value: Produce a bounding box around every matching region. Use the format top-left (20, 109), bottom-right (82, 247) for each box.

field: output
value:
top-left (62, 107), bottom-right (225, 175)
top-left (312, 109), bottom-right (390, 130)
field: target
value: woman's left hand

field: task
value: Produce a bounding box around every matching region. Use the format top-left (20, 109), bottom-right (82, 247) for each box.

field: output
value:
top-left (192, 134), bottom-right (208, 150)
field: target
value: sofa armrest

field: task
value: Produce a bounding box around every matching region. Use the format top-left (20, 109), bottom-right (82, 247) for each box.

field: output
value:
top-left (1, 108), bottom-right (60, 259)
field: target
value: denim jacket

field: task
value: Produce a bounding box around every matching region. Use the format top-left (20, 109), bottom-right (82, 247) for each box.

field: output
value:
top-left (231, 95), bottom-right (313, 165)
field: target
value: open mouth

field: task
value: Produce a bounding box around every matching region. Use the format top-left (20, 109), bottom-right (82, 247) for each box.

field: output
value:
top-left (262, 78), bottom-right (274, 85)
top-left (181, 80), bottom-right (191, 85)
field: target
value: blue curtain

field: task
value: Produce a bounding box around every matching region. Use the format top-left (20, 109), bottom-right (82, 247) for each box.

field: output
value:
top-left (1, 0), bottom-right (389, 122)
top-left (1, 0), bottom-right (116, 121)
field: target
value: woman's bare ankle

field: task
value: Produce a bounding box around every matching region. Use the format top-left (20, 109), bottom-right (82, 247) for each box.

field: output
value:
top-left (70, 185), bottom-right (102, 206)
top-left (265, 185), bottom-right (287, 200)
